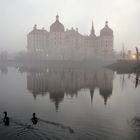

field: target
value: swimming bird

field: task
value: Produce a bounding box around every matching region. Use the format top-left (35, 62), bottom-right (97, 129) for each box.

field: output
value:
top-left (31, 113), bottom-right (38, 125)
top-left (3, 112), bottom-right (10, 126)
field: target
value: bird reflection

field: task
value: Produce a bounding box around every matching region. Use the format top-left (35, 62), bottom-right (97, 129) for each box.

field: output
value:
top-left (3, 112), bottom-right (10, 126)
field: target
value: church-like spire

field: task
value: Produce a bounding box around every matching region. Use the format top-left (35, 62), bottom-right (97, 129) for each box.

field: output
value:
top-left (56, 14), bottom-right (59, 21)
top-left (90, 20), bottom-right (95, 36)
top-left (105, 21), bottom-right (108, 27)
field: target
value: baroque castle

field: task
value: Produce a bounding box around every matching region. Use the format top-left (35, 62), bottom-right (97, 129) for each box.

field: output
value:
top-left (27, 15), bottom-right (113, 60)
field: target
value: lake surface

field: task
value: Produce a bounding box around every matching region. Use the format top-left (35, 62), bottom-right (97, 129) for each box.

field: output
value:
top-left (0, 64), bottom-right (140, 140)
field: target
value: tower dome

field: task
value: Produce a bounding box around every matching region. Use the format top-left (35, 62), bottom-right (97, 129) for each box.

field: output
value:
top-left (50, 15), bottom-right (65, 32)
top-left (100, 21), bottom-right (113, 36)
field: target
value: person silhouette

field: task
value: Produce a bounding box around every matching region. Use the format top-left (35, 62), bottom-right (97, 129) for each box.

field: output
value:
top-left (3, 112), bottom-right (10, 126)
top-left (31, 113), bottom-right (38, 125)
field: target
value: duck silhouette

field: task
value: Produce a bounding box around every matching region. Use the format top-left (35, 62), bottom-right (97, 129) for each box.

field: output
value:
top-left (31, 113), bottom-right (38, 125)
top-left (3, 112), bottom-right (10, 126)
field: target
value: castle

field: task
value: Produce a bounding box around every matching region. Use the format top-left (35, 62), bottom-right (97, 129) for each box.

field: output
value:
top-left (27, 15), bottom-right (114, 60)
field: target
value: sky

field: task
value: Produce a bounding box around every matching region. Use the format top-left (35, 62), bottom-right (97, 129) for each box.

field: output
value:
top-left (0, 0), bottom-right (140, 52)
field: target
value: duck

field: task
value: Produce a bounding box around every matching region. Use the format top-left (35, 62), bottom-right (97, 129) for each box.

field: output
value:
top-left (31, 113), bottom-right (38, 125)
top-left (3, 112), bottom-right (10, 126)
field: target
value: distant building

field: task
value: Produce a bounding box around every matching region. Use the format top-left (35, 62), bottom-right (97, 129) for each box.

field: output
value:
top-left (27, 15), bottom-right (114, 60)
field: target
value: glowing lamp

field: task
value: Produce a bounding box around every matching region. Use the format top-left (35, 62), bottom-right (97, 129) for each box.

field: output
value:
top-left (131, 53), bottom-right (137, 60)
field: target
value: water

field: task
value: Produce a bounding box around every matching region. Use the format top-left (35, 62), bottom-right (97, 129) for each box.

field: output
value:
top-left (0, 64), bottom-right (140, 140)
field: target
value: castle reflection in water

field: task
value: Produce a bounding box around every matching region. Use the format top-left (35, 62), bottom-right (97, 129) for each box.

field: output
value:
top-left (23, 66), bottom-right (114, 111)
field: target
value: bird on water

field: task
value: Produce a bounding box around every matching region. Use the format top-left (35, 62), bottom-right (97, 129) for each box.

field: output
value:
top-left (3, 112), bottom-right (10, 126)
top-left (31, 113), bottom-right (38, 125)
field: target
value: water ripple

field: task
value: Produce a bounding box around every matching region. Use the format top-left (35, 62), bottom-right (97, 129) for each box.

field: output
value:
top-left (0, 117), bottom-right (75, 140)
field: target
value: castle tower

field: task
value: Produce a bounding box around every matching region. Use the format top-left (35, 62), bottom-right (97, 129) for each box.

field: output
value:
top-left (49, 14), bottom-right (65, 49)
top-left (100, 21), bottom-right (113, 53)
top-left (27, 24), bottom-right (49, 52)
top-left (90, 21), bottom-right (95, 36)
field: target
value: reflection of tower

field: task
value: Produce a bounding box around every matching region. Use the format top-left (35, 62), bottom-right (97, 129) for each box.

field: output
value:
top-left (88, 71), bottom-right (98, 104)
top-left (27, 73), bottom-right (48, 97)
top-left (90, 88), bottom-right (95, 104)
top-left (99, 88), bottom-right (112, 105)
top-left (49, 91), bottom-right (64, 112)
top-left (26, 68), bottom-right (68, 111)
top-left (98, 69), bottom-right (114, 105)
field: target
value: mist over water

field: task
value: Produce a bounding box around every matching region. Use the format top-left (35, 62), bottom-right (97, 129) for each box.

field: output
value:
top-left (1, 0), bottom-right (140, 139)
top-left (0, 63), bottom-right (139, 140)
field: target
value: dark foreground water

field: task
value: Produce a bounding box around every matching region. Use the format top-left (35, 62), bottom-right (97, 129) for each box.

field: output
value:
top-left (0, 65), bottom-right (140, 140)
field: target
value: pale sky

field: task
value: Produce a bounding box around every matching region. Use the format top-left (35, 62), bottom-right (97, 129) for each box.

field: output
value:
top-left (0, 0), bottom-right (140, 52)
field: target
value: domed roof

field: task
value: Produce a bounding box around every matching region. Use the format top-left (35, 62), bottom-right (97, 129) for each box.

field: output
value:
top-left (100, 21), bottom-right (113, 36)
top-left (50, 15), bottom-right (65, 32)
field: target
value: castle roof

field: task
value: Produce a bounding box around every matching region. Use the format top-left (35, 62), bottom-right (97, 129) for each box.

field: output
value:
top-left (50, 15), bottom-right (64, 32)
top-left (65, 27), bottom-right (82, 36)
top-left (90, 21), bottom-right (96, 37)
top-left (100, 21), bottom-right (113, 36)
top-left (28, 24), bottom-right (48, 35)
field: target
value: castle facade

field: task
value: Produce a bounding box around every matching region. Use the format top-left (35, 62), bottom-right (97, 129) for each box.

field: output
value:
top-left (27, 15), bottom-right (114, 60)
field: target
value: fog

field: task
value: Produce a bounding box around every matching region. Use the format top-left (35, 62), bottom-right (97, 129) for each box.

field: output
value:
top-left (1, 1), bottom-right (140, 139)
top-left (0, 0), bottom-right (140, 53)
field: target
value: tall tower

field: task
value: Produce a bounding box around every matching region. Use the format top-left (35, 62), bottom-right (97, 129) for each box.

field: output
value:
top-left (27, 24), bottom-right (49, 52)
top-left (90, 21), bottom-right (95, 36)
top-left (89, 20), bottom-right (97, 49)
top-left (100, 21), bottom-right (113, 53)
top-left (49, 15), bottom-right (65, 48)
